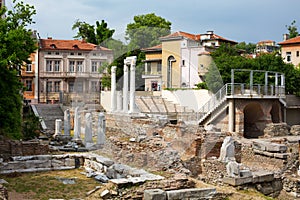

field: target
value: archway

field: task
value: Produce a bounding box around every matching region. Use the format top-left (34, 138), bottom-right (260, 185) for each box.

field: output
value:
top-left (167, 56), bottom-right (175, 88)
top-left (270, 103), bottom-right (280, 123)
top-left (244, 102), bottom-right (264, 138)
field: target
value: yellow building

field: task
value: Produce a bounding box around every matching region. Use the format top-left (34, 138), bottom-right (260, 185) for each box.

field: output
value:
top-left (278, 36), bottom-right (300, 67)
top-left (143, 31), bottom-right (237, 89)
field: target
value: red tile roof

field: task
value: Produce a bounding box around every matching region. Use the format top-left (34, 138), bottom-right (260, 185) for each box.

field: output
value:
top-left (142, 44), bottom-right (162, 52)
top-left (257, 40), bottom-right (274, 45)
top-left (40, 39), bottom-right (112, 51)
top-left (160, 31), bottom-right (237, 44)
top-left (278, 36), bottom-right (300, 45)
top-left (160, 31), bottom-right (200, 41)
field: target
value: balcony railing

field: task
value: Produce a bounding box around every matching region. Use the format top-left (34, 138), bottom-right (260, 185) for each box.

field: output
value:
top-left (142, 71), bottom-right (162, 77)
top-left (40, 72), bottom-right (102, 78)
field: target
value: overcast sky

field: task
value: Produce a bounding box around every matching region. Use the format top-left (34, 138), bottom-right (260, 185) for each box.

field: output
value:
top-left (11, 0), bottom-right (300, 44)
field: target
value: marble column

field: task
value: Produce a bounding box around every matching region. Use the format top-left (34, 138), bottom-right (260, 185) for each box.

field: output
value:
top-left (73, 106), bottom-right (81, 140)
top-left (64, 109), bottom-right (71, 136)
top-left (111, 66), bottom-right (117, 112)
top-left (116, 91), bottom-right (123, 112)
top-left (84, 113), bottom-right (93, 146)
top-left (123, 61), bottom-right (129, 113)
top-left (129, 56), bottom-right (137, 113)
top-left (97, 113), bottom-right (106, 145)
top-left (54, 119), bottom-right (62, 137)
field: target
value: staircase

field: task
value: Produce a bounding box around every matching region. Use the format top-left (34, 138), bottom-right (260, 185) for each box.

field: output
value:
top-left (33, 104), bottom-right (64, 132)
top-left (135, 96), bottom-right (194, 116)
top-left (197, 84), bottom-right (228, 125)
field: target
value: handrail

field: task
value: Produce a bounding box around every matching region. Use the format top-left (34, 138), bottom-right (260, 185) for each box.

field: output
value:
top-left (197, 83), bottom-right (285, 122)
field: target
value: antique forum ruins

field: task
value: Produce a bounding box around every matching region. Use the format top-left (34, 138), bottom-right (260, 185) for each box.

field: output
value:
top-left (1, 56), bottom-right (300, 200)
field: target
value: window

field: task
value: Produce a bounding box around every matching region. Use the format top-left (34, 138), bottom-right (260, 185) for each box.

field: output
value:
top-left (69, 81), bottom-right (74, 92)
top-left (91, 81), bottom-right (99, 92)
top-left (26, 64), bottom-right (32, 72)
top-left (297, 51), bottom-right (299, 57)
top-left (46, 81), bottom-right (52, 92)
top-left (70, 52), bottom-right (74, 55)
top-left (25, 80), bottom-right (32, 91)
top-left (55, 52), bottom-right (59, 55)
top-left (54, 61), bottom-right (60, 72)
top-left (76, 81), bottom-right (83, 93)
top-left (91, 61), bottom-right (98, 72)
top-left (286, 52), bottom-right (291, 62)
top-left (47, 52), bottom-right (52, 55)
top-left (78, 52), bottom-right (82, 56)
top-left (157, 62), bottom-right (162, 73)
top-left (146, 63), bottom-right (151, 74)
top-left (77, 61), bottom-right (83, 72)
top-left (54, 81), bottom-right (60, 92)
top-left (69, 61), bottom-right (75, 72)
top-left (46, 60), bottom-right (53, 71)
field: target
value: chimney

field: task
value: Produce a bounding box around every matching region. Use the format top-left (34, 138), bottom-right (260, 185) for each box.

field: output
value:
top-left (207, 30), bottom-right (214, 35)
top-left (283, 34), bottom-right (289, 41)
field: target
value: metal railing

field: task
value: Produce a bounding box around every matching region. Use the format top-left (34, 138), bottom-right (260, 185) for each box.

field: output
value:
top-left (197, 83), bottom-right (285, 123)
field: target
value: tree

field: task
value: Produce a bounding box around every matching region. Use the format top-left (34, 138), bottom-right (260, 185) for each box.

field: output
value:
top-left (72, 19), bottom-right (115, 45)
top-left (126, 13), bottom-right (171, 49)
top-left (0, 0), bottom-right (37, 139)
top-left (286, 20), bottom-right (299, 39)
top-left (236, 42), bottom-right (256, 54)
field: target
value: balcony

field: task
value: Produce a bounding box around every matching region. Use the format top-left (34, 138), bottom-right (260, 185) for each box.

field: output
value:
top-left (40, 72), bottom-right (102, 79)
top-left (142, 71), bottom-right (162, 79)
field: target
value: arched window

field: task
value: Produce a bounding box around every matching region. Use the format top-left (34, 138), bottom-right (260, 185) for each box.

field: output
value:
top-left (167, 56), bottom-right (176, 88)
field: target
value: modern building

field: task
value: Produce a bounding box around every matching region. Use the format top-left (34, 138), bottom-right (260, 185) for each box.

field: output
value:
top-left (278, 35), bottom-right (300, 67)
top-left (255, 40), bottom-right (279, 54)
top-left (142, 31), bottom-right (237, 90)
top-left (38, 38), bottom-right (113, 104)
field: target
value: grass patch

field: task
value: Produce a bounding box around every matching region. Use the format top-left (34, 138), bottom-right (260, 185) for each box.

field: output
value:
top-left (0, 169), bottom-right (101, 200)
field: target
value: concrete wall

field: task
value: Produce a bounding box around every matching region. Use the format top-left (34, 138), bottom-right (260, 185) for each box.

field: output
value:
top-left (162, 89), bottom-right (211, 111)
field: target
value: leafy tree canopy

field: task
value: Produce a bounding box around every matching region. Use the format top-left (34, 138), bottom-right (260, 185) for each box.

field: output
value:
top-left (126, 13), bottom-right (171, 49)
top-left (286, 20), bottom-right (299, 39)
top-left (0, 0), bottom-right (37, 139)
top-left (235, 42), bottom-right (256, 54)
top-left (72, 19), bottom-right (115, 45)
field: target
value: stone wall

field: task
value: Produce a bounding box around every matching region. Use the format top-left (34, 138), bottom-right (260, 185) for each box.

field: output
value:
top-left (241, 144), bottom-right (286, 171)
top-left (0, 140), bottom-right (49, 160)
top-left (200, 158), bottom-right (227, 186)
top-left (0, 184), bottom-right (8, 200)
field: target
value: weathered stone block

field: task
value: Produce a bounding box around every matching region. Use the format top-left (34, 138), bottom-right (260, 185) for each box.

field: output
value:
top-left (25, 160), bottom-right (51, 169)
top-left (290, 125), bottom-right (300, 135)
top-left (51, 159), bottom-right (65, 168)
top-left (144, 189), bottom-right (166, 200)
top-left (223, 176), bottom-right (253, 186)
top-left (252, 171), bottom-right (274, 183)
top-left (65, 158), bottom-right (75, 167)
top-left (166, 188), bottom-right (216, 200)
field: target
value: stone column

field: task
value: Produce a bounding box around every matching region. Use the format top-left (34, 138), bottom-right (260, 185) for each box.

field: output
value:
top-left (54, 119), bottom-right (62, 137)
top-left (129, 56), bottom-right (137, 113)
top-left (64, 109), bottom-right (71, 136)
top-left (116, 91), bottom-right (123, 112)
top-left (228, 99), bottom-right (235, 133)
top-left (73, 107), bottom-right (81, 140)
top-left (97, 113), bottom-right (106, 145)
top-left (111, 66), bottom-right (117, 112)
top-left (84, 113), bottom-right (93, 146)
top-left (123, 61), bottom-right (129, 113)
